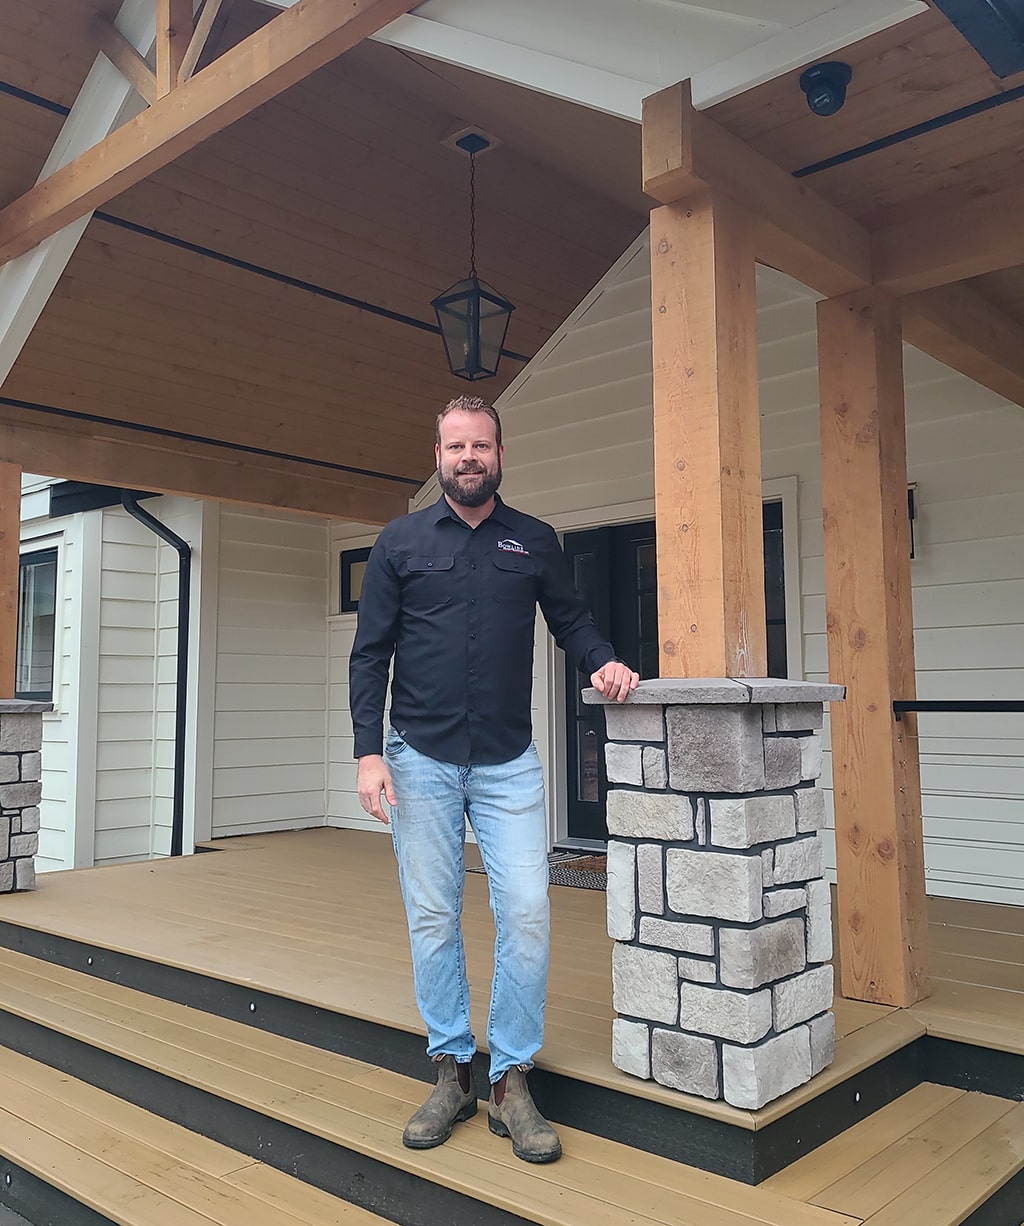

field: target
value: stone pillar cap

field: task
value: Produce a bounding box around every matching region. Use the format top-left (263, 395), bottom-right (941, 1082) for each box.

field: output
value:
top-left (0, 701), bottom-right (53, 714)
top-left (582, 678), bottom-right (845, 706)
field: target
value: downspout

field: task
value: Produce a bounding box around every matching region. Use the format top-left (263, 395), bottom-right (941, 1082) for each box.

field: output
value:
top-left (119, 491), bottom-right (191, 858)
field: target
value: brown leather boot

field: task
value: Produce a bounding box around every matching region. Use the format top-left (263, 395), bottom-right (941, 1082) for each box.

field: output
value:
top-left (488, 1065), bottom-right (562, 1163)
top-left (402, 1055), bottom-right (477, 1149)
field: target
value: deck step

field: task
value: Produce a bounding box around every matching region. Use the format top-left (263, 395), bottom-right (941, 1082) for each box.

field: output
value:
top-left (764, 1080), bottom-right (1024, 1224)
top-left (0, 1045), bottom-right (385, 1226)
top-left (0, 946), bottom-right (858, 1226)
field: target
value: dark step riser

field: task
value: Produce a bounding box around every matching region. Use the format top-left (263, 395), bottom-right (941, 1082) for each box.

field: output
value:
top-left (0, 920), bottom-right (1021, 1185)
top-left (0, 1010), bottom-right (534, 1226)
top-left (0, 1158), bottom-right (116, 1226)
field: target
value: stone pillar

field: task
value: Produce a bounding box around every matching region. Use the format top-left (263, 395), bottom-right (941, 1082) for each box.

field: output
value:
top-left (0, 701), bottom-right (49, 893)
top-left (584, 678), bottom-right (845, 1110)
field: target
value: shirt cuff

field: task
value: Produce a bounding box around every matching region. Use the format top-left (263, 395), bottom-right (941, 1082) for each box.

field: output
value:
top-left (354, 732), bottom-right (384, 759)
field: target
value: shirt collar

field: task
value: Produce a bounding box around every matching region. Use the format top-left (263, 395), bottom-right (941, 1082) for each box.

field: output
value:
top-left (430, 492), bottom-right (513, 528)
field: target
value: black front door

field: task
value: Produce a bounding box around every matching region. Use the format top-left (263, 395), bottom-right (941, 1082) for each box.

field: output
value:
top-left (563, 506), bottom-right (788, 843)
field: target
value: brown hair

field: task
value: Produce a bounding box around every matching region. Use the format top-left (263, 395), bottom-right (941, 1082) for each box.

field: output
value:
top-left (435, 395), bottom-right (502, 449)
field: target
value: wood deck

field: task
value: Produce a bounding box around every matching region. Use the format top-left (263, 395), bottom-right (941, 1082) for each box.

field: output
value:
top-left (0, 827), bottom-right (1020, 1120)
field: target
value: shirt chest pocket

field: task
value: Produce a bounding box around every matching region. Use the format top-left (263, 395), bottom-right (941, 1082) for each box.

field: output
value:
top-left (492, 552), bottom-right (537, 603)
top-left (404, 555), bottom-right (455, 611)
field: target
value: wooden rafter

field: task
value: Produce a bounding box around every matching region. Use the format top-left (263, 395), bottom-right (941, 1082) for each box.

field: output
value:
top-left (641, 81), bottom-right (871, 299)
top-left (178, 0), bottom-right (233, 85)
top-left (0, 0), bottom-right (418, 268)
top-left (902, 284), bottom-right (1024, 410)
top-left (156, 0), bottom-right (195, 97)
top-left (93, 16), bottom-right (158, 106)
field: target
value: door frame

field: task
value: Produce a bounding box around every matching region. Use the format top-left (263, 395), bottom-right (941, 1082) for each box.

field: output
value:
top-left (544, 478), bottom-right (802, 849)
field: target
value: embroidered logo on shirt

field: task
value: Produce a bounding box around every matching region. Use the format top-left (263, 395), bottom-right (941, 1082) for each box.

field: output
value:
top-left (497, 538), bottom-right (529, 555)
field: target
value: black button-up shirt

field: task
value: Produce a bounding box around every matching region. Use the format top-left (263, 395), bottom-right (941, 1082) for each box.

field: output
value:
top-left (350, 494), bottom-right (615, 765)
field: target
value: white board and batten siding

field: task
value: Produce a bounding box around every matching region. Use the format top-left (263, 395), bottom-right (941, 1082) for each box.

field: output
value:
top-left (211, 507), bottom-right (329, 840)
top-left (328, 231), bottom-right (1024, 906)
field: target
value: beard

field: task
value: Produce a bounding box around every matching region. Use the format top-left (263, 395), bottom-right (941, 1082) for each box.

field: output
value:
top-left (438, 460), bottom-right (503, 508)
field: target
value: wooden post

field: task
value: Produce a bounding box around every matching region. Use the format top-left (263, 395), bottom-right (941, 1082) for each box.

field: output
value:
top-left (156, 0), bottom-right (194, 97)
top-left (0, 463), bottom-right (21, 699)
top-left (817, 289), bottom-right (930, 1007)
top-left (650, 190), bottom-right (767, 678)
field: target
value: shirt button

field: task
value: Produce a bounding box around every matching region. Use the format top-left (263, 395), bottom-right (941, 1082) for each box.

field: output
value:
top-left (469, 633), bottom-right (477, 639)
top-left (470, 598), bottom-right (477, 605)
top-left (470, 563), bottom-right (477, 570)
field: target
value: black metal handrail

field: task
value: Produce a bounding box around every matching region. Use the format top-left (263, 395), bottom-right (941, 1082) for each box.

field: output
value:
top-left (893, 700), bottom-right (1024, 721)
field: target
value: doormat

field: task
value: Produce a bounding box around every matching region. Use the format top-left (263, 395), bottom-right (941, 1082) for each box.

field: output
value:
top-left (467, 851), bottom-right (607, 890)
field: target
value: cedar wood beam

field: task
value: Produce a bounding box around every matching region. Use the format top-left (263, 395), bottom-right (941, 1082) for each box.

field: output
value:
top-left (179, 0), bottom-right (232, 84)
top-left (93, 17), bottom-right (158, 105)
top-left (641, 81), bottom-right (1024, 412)
top-left (157, 0), bottom-right (194, 97)
top-left (0, 0), bottom-right (418, 267)
top-left (0, 406), bottom-right (409, 525)
top-left (642, 81), bottom-right (872, 299)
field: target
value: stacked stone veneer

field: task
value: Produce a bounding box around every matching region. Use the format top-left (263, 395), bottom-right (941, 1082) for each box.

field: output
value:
top-left (583, 678), bottom-right (845, 1111)
top-left (0, 703), bottom-right (49, 894)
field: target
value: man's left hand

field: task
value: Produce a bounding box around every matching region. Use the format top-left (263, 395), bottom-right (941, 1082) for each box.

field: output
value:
top-left (590, 661), bottom-right (639, 703)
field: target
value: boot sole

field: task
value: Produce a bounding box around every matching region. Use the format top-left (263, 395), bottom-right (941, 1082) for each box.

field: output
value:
top-left (402, 1099), bottom-right (477, 1149)
top-left (488, 1115), bottom-right (562, 1164)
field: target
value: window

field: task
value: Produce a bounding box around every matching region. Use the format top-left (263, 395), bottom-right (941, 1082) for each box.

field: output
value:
top-left (16, 548), bottom-right (58, 701)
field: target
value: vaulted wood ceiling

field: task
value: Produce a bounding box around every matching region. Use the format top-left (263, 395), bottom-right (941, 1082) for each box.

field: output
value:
top-left (0, 0), bottom-right (647, 520)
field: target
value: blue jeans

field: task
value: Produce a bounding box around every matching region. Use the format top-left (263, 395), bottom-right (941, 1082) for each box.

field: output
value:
top-left (384, 730), bottom-right (550, 1082)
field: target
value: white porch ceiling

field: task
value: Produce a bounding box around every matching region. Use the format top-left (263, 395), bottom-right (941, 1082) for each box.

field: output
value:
top-left (257, 0), bottom-right (928, 118)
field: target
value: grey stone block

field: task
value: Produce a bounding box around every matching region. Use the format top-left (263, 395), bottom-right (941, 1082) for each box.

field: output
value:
top-left (800, 736), bottom-right (823, 781)
top-left (19, 807), bottom-right (39, 834)
top-left (722, 1026), bottom-right (812, 1109)
top-left (742, 679), bottom-right (845, 704)
top-left (0, 861), bottom-right (13, 893)
top-left (612, 1018), bottom-right (651, 1080)
top-left (709, 795), bottom-right (796, 849)
top-left (651, 1029), bottom-right (720, 1098)
top-left (806, 879), bottom-right (833, 963)
top-left (809, 1011), bottom-right (836, 1075)
top-left (667, 705), bottom-right (766, 793)
top-left (642, 746), bottom-right (667, 789)
top-left (761, 848), bottom-right (774, 886)
top-left (0, 713), bottom-right (43, 752)
top-left (9, 815), bottom-right (19, 835)
top-left (14, 858), bottom-right (36, 890)
top-left (774, 965), bottom-right (835, 1031)
top-left (695, 798), bottom-right (707, 846)
top-left (607, 841), bottom-right (636, 940)
top-left (678, 957), bottom-right (717, 984)
top-left (775, 703), bottom-right (824, 733)
top-left (10, 832), bottom-right (38, 858)
top-left (763, 887), bottom-right (807, 918)
top-left (639, 917), bottom-right (715, 956)
top-left (762, 705), bottom-right (776, 733)
top-left (607, 791), bottom-right (695, 841)
top-left (585, 679), bottom-right (749, 706)
top-left (606, 743), bottom-right (643, 785)
top-left (719, 918), bottom-right (806, 990)
top-left (0, 756), bottom-right (18, 784)
top-left (603, 704), bottom-right (665, 743)
top-left (637, 844), bottom-right (665, 915)
top-left (763, 737), bottom-right (802, 789)
top-left (679, 983), bottom-right (772, 1044)
top-left (666, 848), bottom-right (762, 923)
top-left (0, 782), bottom-right (42, 809)
top-left (0, 813), bottom-right (8, 860)
top-left (613, 945), bottom-right (679, 1025)
top-left (19, 751), bottom-right (42, 783)
top-left (795, 787), bottom-right (826, 833)
top-left (774, 836), bottom-right (824, 885)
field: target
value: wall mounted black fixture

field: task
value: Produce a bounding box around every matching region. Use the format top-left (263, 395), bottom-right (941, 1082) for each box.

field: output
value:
top-left (799, 61), bottom-right (853, 117)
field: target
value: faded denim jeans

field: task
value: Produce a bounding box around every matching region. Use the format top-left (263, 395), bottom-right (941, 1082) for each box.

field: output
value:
top-left (384, 729), bottom-right (550, 1082)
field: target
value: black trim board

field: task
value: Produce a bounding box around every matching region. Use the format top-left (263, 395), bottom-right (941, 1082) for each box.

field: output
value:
top-left (0, 1010), bottom-right (533, 1226)
top-left (0, 920), bottom-right (1021, 1185)
top-left (0, 1157), bottom-right (116, 1226)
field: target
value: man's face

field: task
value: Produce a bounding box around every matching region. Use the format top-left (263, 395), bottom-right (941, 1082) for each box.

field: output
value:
top-left (436, 411), bottom-right (504, 508)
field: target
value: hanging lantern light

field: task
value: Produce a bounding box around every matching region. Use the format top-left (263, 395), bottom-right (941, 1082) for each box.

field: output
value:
top-left (432, 132), bottom-right (514, 381)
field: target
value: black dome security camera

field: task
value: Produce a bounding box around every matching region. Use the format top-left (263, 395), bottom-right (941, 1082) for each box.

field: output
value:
top-left (799, 61), bottom-right (852, 117)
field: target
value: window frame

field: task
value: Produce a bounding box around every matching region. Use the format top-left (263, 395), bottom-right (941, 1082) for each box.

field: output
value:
top-left (16, 543), bottom-right (60, 703)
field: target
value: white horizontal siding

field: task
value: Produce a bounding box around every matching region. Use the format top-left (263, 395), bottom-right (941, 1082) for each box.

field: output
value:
top-left (211, 507), bottom-right (328, 839)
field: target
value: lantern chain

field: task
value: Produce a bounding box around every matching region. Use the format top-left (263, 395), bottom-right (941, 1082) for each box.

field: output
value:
top-left (469, 150), bottom-right (478, 278)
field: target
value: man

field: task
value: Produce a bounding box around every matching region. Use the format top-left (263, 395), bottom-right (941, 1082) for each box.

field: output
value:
top-left (350, 395), bottom-right (637, 1164)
